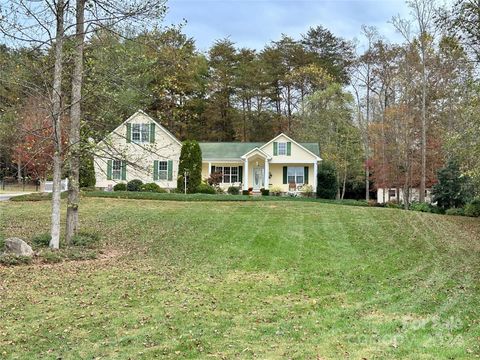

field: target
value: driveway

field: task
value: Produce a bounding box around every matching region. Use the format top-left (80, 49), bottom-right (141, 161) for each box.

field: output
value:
top-left (0, 193), bottom-right (32, 201)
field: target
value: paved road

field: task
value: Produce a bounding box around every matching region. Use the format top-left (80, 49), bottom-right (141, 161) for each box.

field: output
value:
top-left (0, 193), bottom-right (31, 201)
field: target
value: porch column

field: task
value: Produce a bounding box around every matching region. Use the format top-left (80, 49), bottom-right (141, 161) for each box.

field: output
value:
top-left (264, 160), bottom-right (269, 190)
top-left (313, 161), bottom-right (318, 193)
top-left (208, 162), bottom-right (212, 177)
top-left (243, 159), bottom-right (249, 190)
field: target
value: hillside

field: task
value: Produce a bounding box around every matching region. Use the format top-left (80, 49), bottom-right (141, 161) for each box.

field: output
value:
top-left (1, 198), bottom-right (479, 359)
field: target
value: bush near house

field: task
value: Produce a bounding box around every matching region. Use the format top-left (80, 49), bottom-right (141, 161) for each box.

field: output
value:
top-left (177, 140), bottom-right (202, 193)
top-left (227, 186), bottom-right (240, 195)
top-left (79, 154), bottom-right (96, 188)
top-left (113, 183), bottom-right (127, 191)
top-left (316, 161), bottom-right (337, 199)
top-left (127, 179), bottom-right (143, 192)
top-left (432, 160), bottom-right (472, 209)
top-left (140, 183), bottom-right (166, 193)
top-left (260, 188), bottom-right (269, 196)
top-left (195, 183), bottom-right (216, 194)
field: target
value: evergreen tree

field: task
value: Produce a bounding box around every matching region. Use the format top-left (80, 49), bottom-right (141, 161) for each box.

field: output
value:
top-left (177, 140), bottom-right (202, 193)
top-left (79, 154), bottom-right (96, 188)
top-left (432, 160), bottom-right (472, 209)
top-left (317, 161), bottom-right (338, 199)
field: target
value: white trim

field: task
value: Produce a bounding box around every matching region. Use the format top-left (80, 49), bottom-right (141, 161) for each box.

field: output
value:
top-left (243, 159), bottom-right (249, 190)
top-left (240, 147), bottom-right (272, 160)
top-left (97, 110), bottom-right (182, 147)
top-left (260, 133), bottom-right (322, 161)
top-left (202, 158), bottom-right (244, 162)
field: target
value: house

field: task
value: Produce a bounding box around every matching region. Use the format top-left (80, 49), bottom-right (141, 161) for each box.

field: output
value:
top-left (376, 187), bottom-right (433, 204)
top-left (94, 110), bottom-right (322, 193)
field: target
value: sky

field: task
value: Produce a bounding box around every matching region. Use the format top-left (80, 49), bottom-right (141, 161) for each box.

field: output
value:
top-left (162, 0), bottom-right (413, 52)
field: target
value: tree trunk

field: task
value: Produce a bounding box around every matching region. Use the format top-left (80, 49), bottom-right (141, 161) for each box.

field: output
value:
top-left (419, 45), bottom-right (427, 203)
top-left (66, 0), bottom-right (86, 245)
top-left (17, 160), bottom-right (22, 183)
top-left (49, 0), bottom-right (65, 250)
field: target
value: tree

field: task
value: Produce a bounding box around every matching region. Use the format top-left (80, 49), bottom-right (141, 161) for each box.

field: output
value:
top-left (432, 160), bottom-right (472, 209)
top-left (79, 154), bottom-right (96, 188)
top-left (177, 140), bottom-right (202, 193)
top-left (316, 161), bottom-right (338, 199)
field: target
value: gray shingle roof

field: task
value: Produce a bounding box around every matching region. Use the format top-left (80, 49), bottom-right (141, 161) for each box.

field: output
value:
top-left (198, 142), bottom-right (320, 160)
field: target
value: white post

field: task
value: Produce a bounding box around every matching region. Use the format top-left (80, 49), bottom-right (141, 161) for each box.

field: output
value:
top-left (264, 160), bottom-right (269, 190)
top-left (208, 162), bottom-right (211, 177)
top-left (243, 159), bottom-right (249, 191)
top-left (313, 161), bottom-right (318, 194)
top-left (184, 170), bottom-right (188, 195)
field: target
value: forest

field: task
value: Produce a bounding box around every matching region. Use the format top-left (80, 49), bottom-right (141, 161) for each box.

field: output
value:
top-left (0, 0), bottom-right (479, 205)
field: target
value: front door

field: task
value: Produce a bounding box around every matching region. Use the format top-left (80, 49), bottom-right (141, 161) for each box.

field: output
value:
top-left (253, 167), bottom-right (264, 190)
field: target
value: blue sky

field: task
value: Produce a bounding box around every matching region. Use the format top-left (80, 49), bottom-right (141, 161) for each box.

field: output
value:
top-left (163, 0), bottom-right (412, 51)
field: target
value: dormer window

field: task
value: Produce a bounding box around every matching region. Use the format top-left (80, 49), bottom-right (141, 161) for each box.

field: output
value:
top-left (273, 141), bottom-right (291, 156)
top-left (278, 142), bottom-right (287, 155)
top-left (132, 123), bottom-right (150, 143)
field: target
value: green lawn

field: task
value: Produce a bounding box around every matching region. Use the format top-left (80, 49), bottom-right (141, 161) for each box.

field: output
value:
top-left (1, 198), bottom-right (479, 359)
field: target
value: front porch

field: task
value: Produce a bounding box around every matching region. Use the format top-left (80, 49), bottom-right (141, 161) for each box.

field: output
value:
top-left (203, 148), bottom-right (318, 194)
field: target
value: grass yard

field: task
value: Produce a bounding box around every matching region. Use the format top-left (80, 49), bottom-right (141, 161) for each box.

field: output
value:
top-left (1, 198), bottom-right (479, 359)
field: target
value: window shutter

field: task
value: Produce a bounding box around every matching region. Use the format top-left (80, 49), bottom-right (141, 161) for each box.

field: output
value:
top-left (107, 160), bottom-right (112, 180)
top-left (150, 123), bottom-right (155, 143)
top-left (273, 142), bottom-right (278, 156)
top-left (153, 160), bottom-right (159, 181)
top-left (239, 166), bottom-right (243, 183)
top-left (283, 166), bottom-right (287, 184)
top-left (121, 161), bottom-right (127, 180)
top-left (287, 142), bottom-right (292, 156)
top-left (126, 123), bottom-right (131, 143)
top-left (304, 166), bottom-right (309, 184)
top-left (167, 160), bottom-right (173, 181)
top-left (211, 165), bottom-right (215, 174)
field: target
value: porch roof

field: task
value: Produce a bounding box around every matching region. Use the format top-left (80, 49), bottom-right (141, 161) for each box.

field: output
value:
top-left (199, 142), bottom-right (320, 160)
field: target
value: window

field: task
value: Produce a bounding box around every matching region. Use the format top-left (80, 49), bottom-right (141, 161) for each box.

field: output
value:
top-left (278, 142), bottom-right (286, 155)
top-left (112, 160), bottom-right (122, 180)
top-left (287, 167), bottom-right (304, 184)
top-left (158, 161), bottom-right (168, 180)
top-left (132, 123), bottom-right (150, 143)
top-left (215, 166), bottom-right (239, 183)
top-left (388, 189), bottom-right (396, 198)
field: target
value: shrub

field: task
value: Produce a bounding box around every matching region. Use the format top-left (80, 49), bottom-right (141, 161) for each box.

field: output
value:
top-left (0, 254), bottom-right (32, 266)
top-left (40, 250), bottom-right (64, 264)
top-left (270, 185), bottom-right (283, 196)
top-left (301, 184), bottom-right (314, 197)
top-left (242, 190), bottom-right (249, 196)
top-left (227, 186), bottom-right (240, 195)
top-left (260, 188), bottom-right (270, 196)
top-left (113, 183), bottom-right (127, 191)
top-left (432, 160), bottom-right (472, 209)
top-left (79, 154), bottom-right (96, 188)
top-left (386, 201), bottom-right (402, 209)
top-left (32, 233), bottom-right (51, 248)
top-left (215, 186), bottom-right (225, 194)
top-left (317, 161), bottom-right (337, 199)
top-left (127, 179), bottom-right (143, 192)
top-left (207, 172), bottom-right (223, 187)
top-left (195, 183), bottom-right (216, 194)
top-left (177, 140), bottom-right (202, 193)
top-left (80, 186), bottom-right (96, 192)
top-left (410, 202), bottom-right (431, 213)
top-left (141, 183), bottom-right (166, 193)
top-left (71, 231), bottom-right (100, 247)
top-left (445, 208), bottom-right (465, 216)
top-left (464, 199), bottom-right (480, 217)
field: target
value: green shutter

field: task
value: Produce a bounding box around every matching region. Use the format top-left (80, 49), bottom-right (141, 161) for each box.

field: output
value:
top-left (239, 166), bottom-right (243, 183)
top-left (211, 165), bottom-right (216, 173)
top-left (287, 142), bottom-right (291, 156)
top-left (153, 160), bottom-right (159, 181)
top-left (150, 123), bottom-right (155, 143)
top-left (126, 123), bottom-right (131, 143)
top-left (167, 160), bottom-right (173, 181)
top-left (304, 166), bottom-right (309, 184)
top-left (283, 166), bottom-right (287, 184)
top-left (121, 161), bottom-right (127, 180)
top-left (273, 142), bottom-right (278, 156)
top-left (107, 160), bottom-right (112, 180)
